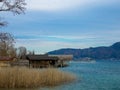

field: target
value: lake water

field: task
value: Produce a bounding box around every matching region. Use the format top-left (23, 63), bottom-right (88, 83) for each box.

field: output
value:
top-left (1, 60), bottom-right (120, 90)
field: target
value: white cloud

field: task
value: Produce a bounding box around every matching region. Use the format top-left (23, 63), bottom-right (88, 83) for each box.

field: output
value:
top-left (27, 0), bottom-right (80, 11)
top-left (15, 34), bottom-right (95, 42)
top-left (26, 0), bottom-right (117, 11)
top-left (45, 35), bottom-right (94, 40)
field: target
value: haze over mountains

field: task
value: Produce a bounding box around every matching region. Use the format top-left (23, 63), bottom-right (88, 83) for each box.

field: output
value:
top-left (47, 42), bottom-right (120, 60)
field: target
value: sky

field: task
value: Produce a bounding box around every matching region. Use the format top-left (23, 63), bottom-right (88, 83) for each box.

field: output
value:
top-left (0, 0), bottom-right (120, 54)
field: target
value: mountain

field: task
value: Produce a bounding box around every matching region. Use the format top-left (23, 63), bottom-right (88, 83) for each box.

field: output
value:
top-left (47, 42), bottom-right (120, 60)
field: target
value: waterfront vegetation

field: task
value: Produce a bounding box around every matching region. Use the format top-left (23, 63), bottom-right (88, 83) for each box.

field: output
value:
top-left (0, 67), bottom-right (76, 88)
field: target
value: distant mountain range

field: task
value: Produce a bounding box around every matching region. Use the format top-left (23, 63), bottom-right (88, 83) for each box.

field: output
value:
top-left (47, 42), bottom-right (120, 60)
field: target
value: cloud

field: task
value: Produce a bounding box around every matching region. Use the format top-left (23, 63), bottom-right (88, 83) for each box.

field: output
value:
top-left (15, 35), bottom-right (95, 42)
top-left (26, 0), bottom-right (81, 11)
top-left (26, 0), bottom-right (117, 11)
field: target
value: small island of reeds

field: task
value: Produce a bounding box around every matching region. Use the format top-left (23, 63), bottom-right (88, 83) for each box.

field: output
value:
top-left (0, 67), bottom-right (76, 88)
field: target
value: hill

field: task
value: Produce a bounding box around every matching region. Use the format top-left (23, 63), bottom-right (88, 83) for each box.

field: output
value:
top-left (47, 42), bottom-right (120, 60)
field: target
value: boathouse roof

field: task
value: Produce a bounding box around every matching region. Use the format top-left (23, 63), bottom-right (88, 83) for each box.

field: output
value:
top-left (26, 55), bottom-right (59, 61)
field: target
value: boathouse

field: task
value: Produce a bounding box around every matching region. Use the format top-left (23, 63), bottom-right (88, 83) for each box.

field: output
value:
top-left (26, 55), bottom-right (59, 68)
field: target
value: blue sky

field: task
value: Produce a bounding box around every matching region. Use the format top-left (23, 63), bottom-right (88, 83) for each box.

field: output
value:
top-left (1, 0), bottom-right (120, 54)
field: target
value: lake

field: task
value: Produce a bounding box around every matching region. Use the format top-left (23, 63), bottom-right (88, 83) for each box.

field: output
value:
top-left (1, 60), bottom-right (120, 90)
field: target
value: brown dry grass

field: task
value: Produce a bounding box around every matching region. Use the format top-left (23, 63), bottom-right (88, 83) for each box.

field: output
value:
top-left (0, 67), bottom-right (76, 88)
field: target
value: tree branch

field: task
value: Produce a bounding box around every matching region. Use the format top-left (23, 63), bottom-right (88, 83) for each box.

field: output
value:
top-left (0, 0), bottom-right (26, 26)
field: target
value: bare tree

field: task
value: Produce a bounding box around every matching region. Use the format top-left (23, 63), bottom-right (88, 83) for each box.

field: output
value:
top-left (0, 32), bottom-right (15, 57)
top-left (0, 0), bottom-right (26, 26)
top-left (17, 46), bottom-right (27, 59)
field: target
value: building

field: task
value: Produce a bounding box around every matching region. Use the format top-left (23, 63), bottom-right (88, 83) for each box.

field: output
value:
top-left (0, 57), bottom-right (14, 67)
top-left (26, 55), bottom-right (73, 68)
top-left (26, 55), bottom-right (59, 68)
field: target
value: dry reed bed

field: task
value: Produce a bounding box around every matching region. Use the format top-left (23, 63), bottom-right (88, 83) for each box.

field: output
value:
top-left (0, 67), bottom-right (76, 88)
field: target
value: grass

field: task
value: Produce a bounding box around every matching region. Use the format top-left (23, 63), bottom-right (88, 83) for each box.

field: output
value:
top-left (0, 67), bottom-right (76, 88)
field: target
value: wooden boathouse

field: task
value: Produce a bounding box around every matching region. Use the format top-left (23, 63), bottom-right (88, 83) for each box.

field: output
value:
top-left (26, 55), bottom-right (59, 68)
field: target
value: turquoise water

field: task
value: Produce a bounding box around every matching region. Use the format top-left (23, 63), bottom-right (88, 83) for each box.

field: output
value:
top-left (1, 60), bottom-right (120, 90)
top-left (41, 60), bottom-right (120, 90)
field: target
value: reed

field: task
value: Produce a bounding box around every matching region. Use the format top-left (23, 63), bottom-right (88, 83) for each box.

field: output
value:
top-left (0, 67), bottom-right (76, 88)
